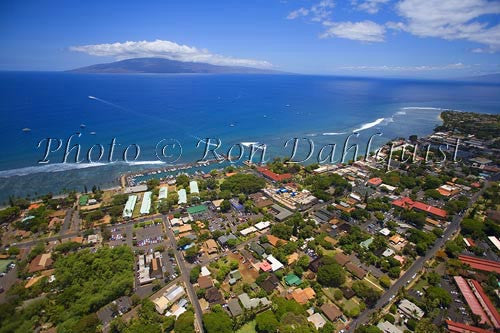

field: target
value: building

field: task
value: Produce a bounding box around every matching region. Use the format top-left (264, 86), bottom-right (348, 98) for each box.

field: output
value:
top-left (217, 234), bottom-right (238, 247)
top-left (265, 255), bottom-right (284, 272)
top-left (392, 197), bottom-right (447, 219)
top-left (454, 276), bottom-right (500, 328)
top-left (269, 204), bottom-right (293, 221)
top-left (320, 303), bottom-right (342, 322)
top-left (266, 234), bottom-right (288, 247)
top-left (122, 195), bottom-right (137, 219)
top-left (249, 242), bottom-right (266, 256)
top-left (198, 276), bottom-right (213, 289)
top-left (256, 166), bottom-right (292, 182)
top-left (178, 189), bottom-right (187, 205)
top-left (227, 298), bottom-right (243, 317)
top-left (287, 287), bottom-right (316, 304)
top-left (398, 299), bottom-right (424, 320)
top-left (345, 262), bottom-right (367, 279)
top-left (367, 177), bottom-right (383, 187)
top-left (189, 181), bottom-right (199, 194)
top-left (153, 296), bottom-right (170, 314)
top-left (140, 192), bottom-right (152, 215)
top-left (445, 320), bottom-right (492, 333)
top-left (240, 226), bottom-right (257, 236)
top-left (284, 274), bottom-right (302, 286)
top-left (459, 255), bottom-right (500, 274)
top-left (158, 186), bottom-right (168, 199)
top-left (238, 293), bottom-right (270, 310)
top-left (187, 204), bottom-right (207, 215)
top-left (254, 221), bottom-right (271, 230)
top-left (377, 321), bottom-right (403, 333)
top-left (203, 239), bottom-right (218, 255)
top-left (307, 313), bottom-right (326, 329)
top-left (124, 184), bottom-right (148, 194)
top-left (229, 270), bottom-right (242, 285)
top-left (28, 253), bottom-right (53, 273)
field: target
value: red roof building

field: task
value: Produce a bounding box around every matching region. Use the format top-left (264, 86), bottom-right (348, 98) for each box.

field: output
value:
top-left (470, 279), bottom-right (500, 329)
top-left (454, 276), bottom-right (491, 326)
top-left (459, 255), bottom-right (500, 274)
top-left (367, 177), bottom-right (383, 186)
top-left (446, 320), bottom-right (493, 333)
top-left (392, 197), bottom-right (447, 218)
top-left (256, 167), bottom-right (292, 182)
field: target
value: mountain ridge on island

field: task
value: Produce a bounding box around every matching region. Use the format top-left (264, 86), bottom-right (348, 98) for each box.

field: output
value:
top-left (67, 57), bottom-right (284, 74)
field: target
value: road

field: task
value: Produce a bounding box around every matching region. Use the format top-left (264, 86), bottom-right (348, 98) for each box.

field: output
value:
top-left (349, 180), bottom-right (490, 332)
top-left (162, 215), bottom-right (205, 333)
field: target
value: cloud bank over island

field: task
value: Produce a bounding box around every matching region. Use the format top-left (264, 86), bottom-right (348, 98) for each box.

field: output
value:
top-left (70, 40), bottom-right (273, 68)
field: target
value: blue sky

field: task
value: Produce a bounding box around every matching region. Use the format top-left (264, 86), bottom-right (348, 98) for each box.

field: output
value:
top-left (1, 0), bottom-right (499, 78)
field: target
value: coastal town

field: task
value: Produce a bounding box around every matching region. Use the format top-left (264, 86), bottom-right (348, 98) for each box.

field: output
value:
top-left (0, 111), bottom-right (499, 333)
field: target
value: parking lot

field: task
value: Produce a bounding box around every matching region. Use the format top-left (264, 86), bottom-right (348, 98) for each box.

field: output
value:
top-left (441, 277), bottom-right (472, 323)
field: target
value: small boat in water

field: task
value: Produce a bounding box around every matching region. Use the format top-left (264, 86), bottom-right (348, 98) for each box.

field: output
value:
top-left (22, 128), bottom-right (31, 132)
top-left (80, 124), bottom-right (86, 128)
top-left (90, 131), bottom-right (96, 135)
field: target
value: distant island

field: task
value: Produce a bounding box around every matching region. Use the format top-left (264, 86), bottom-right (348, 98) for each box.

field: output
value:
top-left (68, 57), bottom-right (282, 74)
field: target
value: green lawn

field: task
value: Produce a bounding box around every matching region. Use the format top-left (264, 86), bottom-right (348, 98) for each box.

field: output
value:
top-left (237, 320), bottom-right (257, 333)
top-left (343, 298), bottom-right (360, 313)
top-left (0, 260), bottom-right (12, 273)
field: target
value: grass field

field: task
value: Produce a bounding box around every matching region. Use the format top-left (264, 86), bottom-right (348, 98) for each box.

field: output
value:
top-left (0, 260), bottom-right (12, 273)
top-left (237, 320), bottom-right (257, 333)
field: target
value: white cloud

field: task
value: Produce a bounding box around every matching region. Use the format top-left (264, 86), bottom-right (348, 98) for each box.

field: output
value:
top-left (286, 0), bottom-right (334, 21)
top-left (339, 62), bottom-right (469, 71)
top-left (287, 8), bottom-right (309, 19)
top-left (391, 0), bottom-right (500, 51)
top-left (70, 40), bottom-right (273, 68)
top-left (321, 20), bottom-right (386, 42)
top-left (352, 0), bottom-right (390, 14)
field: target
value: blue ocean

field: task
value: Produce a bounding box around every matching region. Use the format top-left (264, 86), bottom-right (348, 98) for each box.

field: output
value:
top-left (1, 71), bottom-right (499, 204)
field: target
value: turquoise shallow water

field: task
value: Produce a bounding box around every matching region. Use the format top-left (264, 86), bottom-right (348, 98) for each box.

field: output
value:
top-left (0, 72), bottom-right (499, 203)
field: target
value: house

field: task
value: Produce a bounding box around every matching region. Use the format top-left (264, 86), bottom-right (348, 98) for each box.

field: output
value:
top-left (287, 287), bottom-right (316, 305)
top-left (153, 296), bottom-right (170, 314)
top-left (28, 253), bottom-right (53, 273)
top-left (177, 189), bottom-right (187, 204)
top-left (229, 270), bottom-right (242, 285)
top-left (287, 253), bottom-right (299, 265)
top-left (266, 234), bottom-right (288, 247)
top-left (334, 252), bottom-right (350, 266)
top-left (249, 193), bottom-right (273, 208)
top-left (360, 237), bottom-right (374, 249)
top-left (217, 234), bottom-right (237, 247)
top-left (189, 181), bottom-right (199, 194)
top-left (377, 321), bottom-right (403, 333)
top-left (321, 303), bottom-right (342, 322)
top-left (249, 242), bottom-right (266, 256)
top-left (341, 287), bottom-right (355, 299)
top-left (238, 293), bottom-right (270, 310)
top-left (398, 299), bottom-right (424, 320)
top-left (198, 276), bottom-right (213, 289)
top-left (307, 313), bottom-right (326, 329)
top-left (240, 226), bottom-right (257, 236)
top-left (260, 274), bottom-right (280, 293)
top-left (227, 298), bottom-right (243, 317)
top-left (309, 257), bottom-right (324, 273)
top-left (254, 221), bottom-right (271, 230)
top-left (203, 239), bottom-right (218, 255)
top-left (345, 262), bottom-right (367, 279)
top-left (205, 287), bottom-right (224, 304)
top-left (265, 255), bottom-right (284, 272)
top-left (367, 177), bottom-right (383, 187)
top-left (200, 266), bottom-right (211, 277)
top-left (284, 274), bottom-right (302, 286)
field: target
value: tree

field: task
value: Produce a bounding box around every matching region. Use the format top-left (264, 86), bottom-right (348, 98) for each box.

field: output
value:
top-left (415, 318), bottom-right (439, 333)
top-left (220, 199), bottom-right (231, 213)
top-left (379, 275), bottom-right (391, 289)
top-left (203, 308), bottom-right (233, 333)
top-left (256, 310), bottom-right (279, 333)
top-left (174, 311), bottom-right (195, 333)
top-left (317, 263), bottom-right (346, 287)
top-left (190, 266), bottom-right (201, 283)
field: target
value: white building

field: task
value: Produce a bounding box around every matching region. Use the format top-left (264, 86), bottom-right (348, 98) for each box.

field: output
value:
top-left (255, 221), bottom-right (271, 230)
top-left (266, 254), bottom-right (284, 271)
top-left (178, 189), bottom-right (187, 204)
top-left (122, 195), bottom-right (137, 219)
top-left (140, 192), bottom-right (152, 215)
top-left (159, 186), bottom-right (168, 200)
top-left (189, 181), bottom-right (199, 194)
top-left (240, 226), bottom-right (257, 236)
